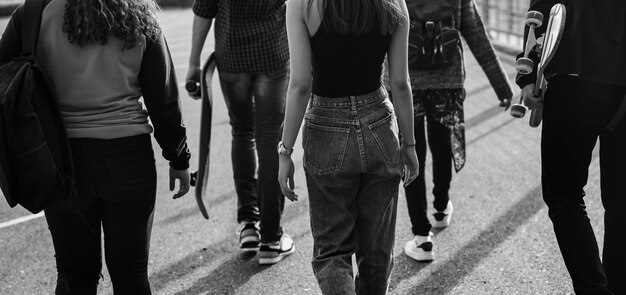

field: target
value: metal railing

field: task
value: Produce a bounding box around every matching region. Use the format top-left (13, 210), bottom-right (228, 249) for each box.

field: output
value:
top-left (475, 0), bottom-right (529, 50)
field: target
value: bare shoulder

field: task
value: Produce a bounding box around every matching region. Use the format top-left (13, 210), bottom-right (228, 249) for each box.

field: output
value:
top-left (288, 0), bottom-right (322, 37)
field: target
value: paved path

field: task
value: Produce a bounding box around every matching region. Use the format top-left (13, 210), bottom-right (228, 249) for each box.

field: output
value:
top-left (0, 7), bottom-right (603, 295)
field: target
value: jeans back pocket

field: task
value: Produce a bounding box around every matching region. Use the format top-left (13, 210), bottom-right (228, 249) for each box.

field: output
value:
top-left (368, 112), bottom-right (401, 166)
top-left (303, 121), bottom-right (351, 176)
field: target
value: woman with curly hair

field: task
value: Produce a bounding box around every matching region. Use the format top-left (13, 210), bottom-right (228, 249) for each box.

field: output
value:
top-left (0, 0), bottom-right (191, 294)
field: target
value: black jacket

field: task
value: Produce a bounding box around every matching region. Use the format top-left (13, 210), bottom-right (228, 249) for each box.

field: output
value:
top-left (516, 0), bottom-right (626, 88)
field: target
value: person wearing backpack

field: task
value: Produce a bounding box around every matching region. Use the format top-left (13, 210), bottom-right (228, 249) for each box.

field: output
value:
top-left (518, 1), bottom-right (626, 294)
top-left (0, 0), bottom-right (191, 294)
top-left (278, 0), bottom-right (419, 293)
top-left (385, 0), bottom-right (513, 262)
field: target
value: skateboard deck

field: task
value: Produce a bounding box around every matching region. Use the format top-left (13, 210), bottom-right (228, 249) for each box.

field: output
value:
top-left (191, 53), bottom-right (217, 220)
top-left (529, 4), bottom-right (566, 127)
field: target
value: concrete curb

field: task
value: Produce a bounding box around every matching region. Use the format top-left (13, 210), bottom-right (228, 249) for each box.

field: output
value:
top-left (0, 1), bottom-right (193, 17)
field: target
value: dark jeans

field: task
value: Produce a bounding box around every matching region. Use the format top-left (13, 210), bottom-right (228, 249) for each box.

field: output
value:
top-left (44, 134), bottom-right (157, 295)
top-left (542, 76), bottom-right (626, 295)
top-left (218, 67), bottom-right (288, 242)
top-left (404, 115), bottom-right (452, 236)
top-left (303, 88), bottom-right (403, 295)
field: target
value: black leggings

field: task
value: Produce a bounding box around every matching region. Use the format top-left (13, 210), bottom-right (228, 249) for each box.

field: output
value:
top-left (403, 115), bottom-right (452, 236)
top-left (44, 134), bottom-right (156, 295)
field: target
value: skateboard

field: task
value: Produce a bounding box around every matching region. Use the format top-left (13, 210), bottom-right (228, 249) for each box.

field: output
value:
top-left (187, 53), bottom-right (217, 220)
top-left (510, 10), bottom-right (544, 119)
top-left (511, 4), bottom-right (566, 127)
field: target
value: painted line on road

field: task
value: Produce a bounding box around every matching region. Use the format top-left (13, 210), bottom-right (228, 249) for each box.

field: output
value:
top-left (0, 212), bottom-right (45, 230)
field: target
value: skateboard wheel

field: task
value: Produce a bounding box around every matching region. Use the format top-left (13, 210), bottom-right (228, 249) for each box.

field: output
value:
top-left (515, 58), bottom-right (534, 75)
top-left (185, 81), bottom-right (199, 92)
top-left (190, 171), bottom-right (197, 186)
top-left (510, 104), bottom-right (527, 118)
top-left (525, 11), bottom-right (543, 27)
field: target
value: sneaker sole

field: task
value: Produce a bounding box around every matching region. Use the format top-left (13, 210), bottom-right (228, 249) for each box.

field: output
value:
top-left (404, 244), bottom-right (434, 262)
top-left (258, 246), bottom-right (296, 265)
top-left (431, 219), bottom-right (450, 229)
top-left (240, 244), bottom-right (260, 252)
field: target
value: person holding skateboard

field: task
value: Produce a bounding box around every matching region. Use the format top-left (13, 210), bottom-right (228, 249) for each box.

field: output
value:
top-left (0, 0), bottom-right (191, 293)
top-left (518, 1), bottom-right (626, 294)
top-left (186, 0), bottom-right (294, 265)
top-left (386, 0), bottom-right (513, 262)
top-left (278, 0), bottom-right (419, 293)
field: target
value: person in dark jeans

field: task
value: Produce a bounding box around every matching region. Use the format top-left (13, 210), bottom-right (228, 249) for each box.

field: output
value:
top-left (386, 0), bottom-right (513, 262)
top-left (0, 0), bottom-right (191, 294)
top-left (186, 0), bottom-right (293, 264)
top-left (518, 1), bottom-right (626, 294)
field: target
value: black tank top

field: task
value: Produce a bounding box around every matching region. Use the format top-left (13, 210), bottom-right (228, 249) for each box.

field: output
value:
top-left (310, 13), bottom-right (392, 97)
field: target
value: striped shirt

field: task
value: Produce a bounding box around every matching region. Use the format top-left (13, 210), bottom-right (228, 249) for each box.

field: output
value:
top-left (192, 0), bottom-right (289, 74)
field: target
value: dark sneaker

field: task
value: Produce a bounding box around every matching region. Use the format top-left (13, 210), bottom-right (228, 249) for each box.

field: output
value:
top-left (432, 200), bottom-right (453, 229)
top-left (237, 221), bottom-right (260, 252)
top-left (404, 232), bottom-right (434, 262)
top-left (258, 234), bottom-right (295, 265)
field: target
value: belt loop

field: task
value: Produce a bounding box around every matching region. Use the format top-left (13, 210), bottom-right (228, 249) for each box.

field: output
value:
top-left (350, 96), bottom-right (357, 112)
top-left (308, 93), bottom-right (314, 108)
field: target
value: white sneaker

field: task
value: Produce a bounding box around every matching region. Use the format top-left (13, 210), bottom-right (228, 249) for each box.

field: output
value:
top-left (258, 234), bottom-right (295, 265)
top-left (404, 232), bottom-right (434, 262)
top-left (432, 200), bottom-right (453, 229)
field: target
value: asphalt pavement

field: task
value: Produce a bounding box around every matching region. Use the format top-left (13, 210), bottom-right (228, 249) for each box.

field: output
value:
top-left (0, 6), bottom-right (603, 295)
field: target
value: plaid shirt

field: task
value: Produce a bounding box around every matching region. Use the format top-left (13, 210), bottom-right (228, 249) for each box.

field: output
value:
top-left (192, 0), bottom-right (289, 74)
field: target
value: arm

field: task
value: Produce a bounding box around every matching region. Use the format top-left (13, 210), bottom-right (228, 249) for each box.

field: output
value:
top-left (186, 0), bottom-right (216, 97)
top-left (387, 0), bottom-right (418, 186)
top-left (278, 0), bottom-right (313, 201)
top-left (139, 33), bottom-right (191, 198)
top-left (459, 0), bottom-right (513, 104)
top-left (0, 6), bottom-right (23, 66)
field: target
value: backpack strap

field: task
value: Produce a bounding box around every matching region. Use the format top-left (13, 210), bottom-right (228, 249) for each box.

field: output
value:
top-left (21, 0), bottom-right (45, 55)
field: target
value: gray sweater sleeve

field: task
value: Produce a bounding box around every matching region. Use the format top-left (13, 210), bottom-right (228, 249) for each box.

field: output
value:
top-left (460, 0), bottom-right (513, 101)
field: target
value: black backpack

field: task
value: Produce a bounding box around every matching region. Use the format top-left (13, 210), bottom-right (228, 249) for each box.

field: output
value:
top-left (0, 0), bottom-right (75, 213)
top-left (407, 0), bottom-right (462, 70)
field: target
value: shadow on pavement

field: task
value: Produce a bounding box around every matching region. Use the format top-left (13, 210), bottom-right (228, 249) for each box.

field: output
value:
top-left (157, 190), bottom-right (237, 226)
top-left (393, 185), bottom-right (544, 293)
top-left (149, 237), bottom-right (236, 293)
top-left (170, 251), bottom-right (264, 295)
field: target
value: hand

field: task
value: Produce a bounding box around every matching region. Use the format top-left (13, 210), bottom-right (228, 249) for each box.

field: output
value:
top-left (401, 145), bottom-right (419, 187)
top-left (185, 65), bottom-right (201, 99)
top-left (521, 84), bottom-right (542, 109)
top-left (499, 98), bottom-right (511, 111)
top-left (169, 167), bottom-right (190, 199)
top-left (278, 155), bottom-right (298, 201)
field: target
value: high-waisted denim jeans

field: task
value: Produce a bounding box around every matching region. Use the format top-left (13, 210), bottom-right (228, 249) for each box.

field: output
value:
top-left (303, 87), bottom-right (403, 295)
top-left (44, 134), bottom-right (157, 295)
top-left (218, 67), bottom-right (288, 242)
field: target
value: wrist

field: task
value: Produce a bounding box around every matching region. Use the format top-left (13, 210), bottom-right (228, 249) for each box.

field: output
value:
top-left (277, 141), bottom-right (294, 157)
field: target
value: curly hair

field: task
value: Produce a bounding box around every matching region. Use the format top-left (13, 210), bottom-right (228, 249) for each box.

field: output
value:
top-left (63, 0), bottom-right (161, 49)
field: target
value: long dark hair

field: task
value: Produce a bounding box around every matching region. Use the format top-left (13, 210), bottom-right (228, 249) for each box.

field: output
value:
top-left (62, 0), bottom-right (161, 49)
top-left (307, 0), bottom-right (406, 35)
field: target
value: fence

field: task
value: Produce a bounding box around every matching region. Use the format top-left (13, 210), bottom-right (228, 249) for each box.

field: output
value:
top-left (475, 0), bottom-right (529, 50)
